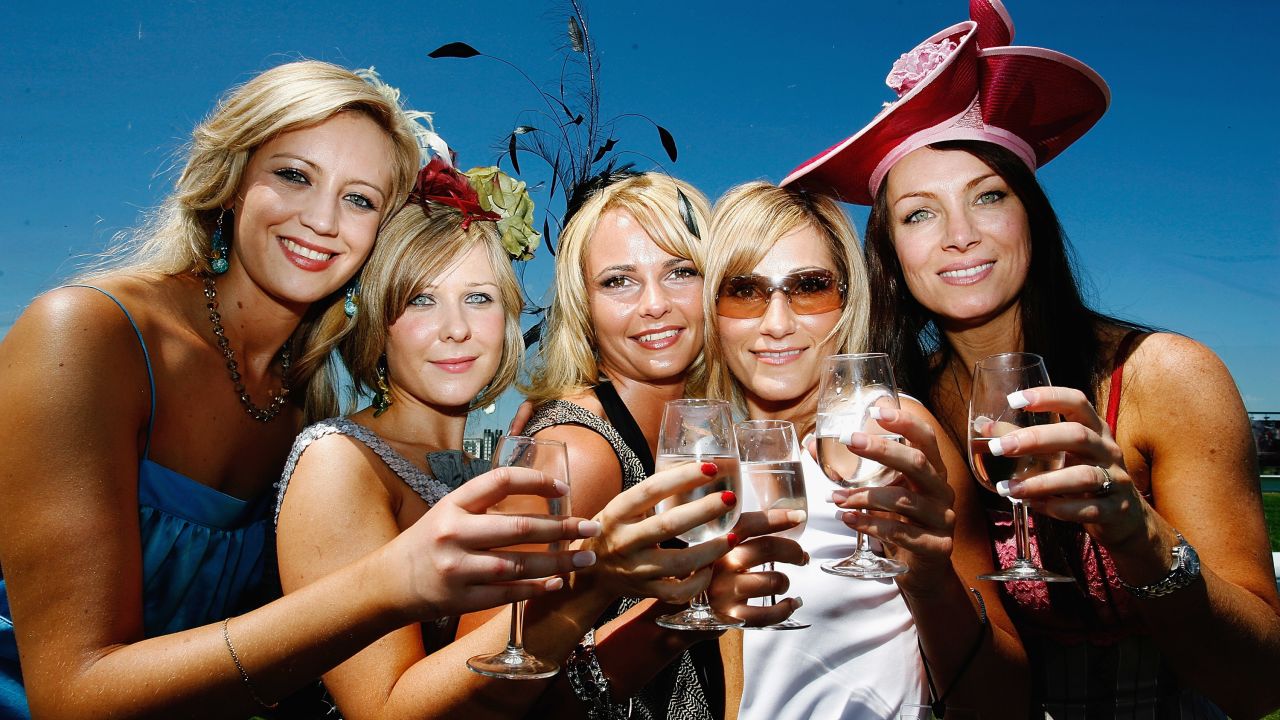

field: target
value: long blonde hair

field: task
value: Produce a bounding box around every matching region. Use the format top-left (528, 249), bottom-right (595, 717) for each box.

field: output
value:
top-left (702, 181), bottom-right (870, 414)
top-left (306, 205), bottom-right (525, 422)
top-left (75, 60), bottom-right (432, 413)
top-left (524, 173), bottom-right (711, 405)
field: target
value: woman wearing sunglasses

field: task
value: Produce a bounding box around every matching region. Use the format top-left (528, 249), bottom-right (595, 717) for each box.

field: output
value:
top-left (521, 171), bottom-right (804, 719)
top-left (704, 182), bottom-right (1024, 719)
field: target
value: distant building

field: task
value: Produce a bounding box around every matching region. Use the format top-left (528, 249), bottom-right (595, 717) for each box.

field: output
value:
top-left (462, 428), bottom-right (505, 462)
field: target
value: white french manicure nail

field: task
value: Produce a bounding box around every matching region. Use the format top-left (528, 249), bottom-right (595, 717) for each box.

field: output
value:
top-left (989, 437), bottom-right (1007, 456)
top-left (838, 428), bottom-right (855, 446)
top-left (801, 433), bottom-right (816, 446)
top-left (868, 406), bottom-right (884, 420)
top-left (787, 510), bottom-right (808, 524)
top-left (996, 480), bottom-right (1011, 497)
top-left (834, 508), bottom-right (848, 522)
top-left (1007, 391), bottom-right (1030, 409)
top-left (572, 550), bottom-right (597, 568)
top-left (793, 597), bottom-right (804, 609)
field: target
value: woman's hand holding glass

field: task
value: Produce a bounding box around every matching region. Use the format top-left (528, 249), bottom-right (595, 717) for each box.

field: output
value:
top-left (384, 463), bottom-right (600, 623)
top-left (823, 405), bottom-right (957, 586)
top-left (574, 460), bottom-right (744, 604)
top-left (706, 509), bottom-right (808, 627)
top-left (652, 399), bottom-right (745, 630)
top-left (983, 385), bottom-right (1146, 549)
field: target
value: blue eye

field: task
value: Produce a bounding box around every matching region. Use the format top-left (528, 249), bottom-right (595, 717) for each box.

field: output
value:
top-left (275, 168), bottom-right (308, 184)
top-left (346, 193), bottom-right (377, 211)
top-left (465, 292), bottom-right (494, 305)
top-left (408, 293), bottom-right (435, 307)
top-left (904, 208), bottom-right (933, 224)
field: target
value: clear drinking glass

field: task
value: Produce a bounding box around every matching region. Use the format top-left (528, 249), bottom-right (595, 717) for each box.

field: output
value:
top-left (735, 419), bottom-right (809, 630)
top-left (814, 353), bottom-right (909, 578)
top-left (968, 352), bottom-right (1072, 582)
top-left (466, 436), bottom-right (572, 679)
top-left (653, 399), bottom-right (745, 631)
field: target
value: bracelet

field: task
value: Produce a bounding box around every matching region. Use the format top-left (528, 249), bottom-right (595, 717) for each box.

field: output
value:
top-left (221, 617), bottom-right (279, 710)
top-left (564, 629), bottom-right (632, 720)
top-left (919, 587), bottom-right (988, 719)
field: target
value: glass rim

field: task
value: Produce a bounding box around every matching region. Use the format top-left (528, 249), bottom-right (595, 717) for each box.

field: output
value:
top-left (665, 398), bottom-right (733, 408)
top-left (824, 352), bottom-right (889, 362)
top-left (734, 418), bottom-right (796, 430)
top-left (974, 351), bottom-right (1046, 371)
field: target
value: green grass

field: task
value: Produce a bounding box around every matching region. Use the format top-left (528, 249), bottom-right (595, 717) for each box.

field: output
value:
top-left (1265, 493), bottom-right (1280, 552)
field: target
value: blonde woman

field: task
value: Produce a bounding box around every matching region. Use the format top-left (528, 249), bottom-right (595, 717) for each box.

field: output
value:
top-left (704, 182), bottom-right (1022, 719)
top-left (524, 172), bottom-right (804, 719)
top-left (0, 62), bottom-right (592, 717)
top-left (277, 164), bottom-right (751, 718)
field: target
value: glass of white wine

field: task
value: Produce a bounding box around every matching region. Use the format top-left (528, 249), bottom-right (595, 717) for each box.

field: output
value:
top-left (466, 436), bottom-right (572, 679)
top-left (735, 419), bottom-right (809, 630)
top-left (653, 399), bottom-right (745, 631)
top-left (814, 353), bottom-right (909, 579)
top-left (968, 352), bottom-right (1072, 582)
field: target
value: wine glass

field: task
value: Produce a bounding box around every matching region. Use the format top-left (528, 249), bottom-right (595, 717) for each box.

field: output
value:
top-left (968, 352), bottom-right (1072, 582)
top-left (653, 399), bottom-right (745, 631)
top-left (735, 419), bottom-right (809, 631)
top-left (814, 353), bottom-right (909, 578)
top-left (467, 436), bottom-right (572, 679)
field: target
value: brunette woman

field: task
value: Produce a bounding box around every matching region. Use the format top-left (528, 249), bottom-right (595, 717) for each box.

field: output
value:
top-left (784, 1), bottom-right (1280, 716)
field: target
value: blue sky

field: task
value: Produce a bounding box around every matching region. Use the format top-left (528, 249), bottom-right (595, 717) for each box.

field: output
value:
top-left (1, 1), bottom-right (1276, 431)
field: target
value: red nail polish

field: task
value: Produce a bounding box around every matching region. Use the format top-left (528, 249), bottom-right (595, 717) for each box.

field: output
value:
top-left (727, 532), bottom-right (740, 548)
top-left (721, 490), bottom-right (737, 507)
top-left (701, 462), bottom-right (718, 476)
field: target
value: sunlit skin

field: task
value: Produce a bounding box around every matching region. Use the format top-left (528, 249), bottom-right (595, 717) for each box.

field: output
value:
top-left (885, 147), bottom-right (1031, 334)
top-left (585, 209), bottom-right (704, 388)
top-left (718, 225), bottom-right (842, 422)
top-left (228, 111), bottom-right (395, 314)
top-left (383, 244), bottom-right (506, 416)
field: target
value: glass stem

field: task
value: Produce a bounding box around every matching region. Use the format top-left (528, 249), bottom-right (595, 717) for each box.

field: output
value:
top-left (766, 561), bottom-right (778, 607)
top-left (507, 600), bottom-right (526, 652)
top-left (690, 590), bottom-right (712, 612)
top-left (1011, 498), bottom-right (1032, 564)
top-left (855, 509), bottom-right (870, 557)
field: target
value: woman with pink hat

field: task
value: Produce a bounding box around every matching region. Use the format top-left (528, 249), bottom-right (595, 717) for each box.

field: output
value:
top-left (785, 0), bottom-right (1280, 717)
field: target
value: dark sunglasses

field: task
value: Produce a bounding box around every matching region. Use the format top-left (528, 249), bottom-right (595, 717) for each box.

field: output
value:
top-left (716, 269), bottom-right (846, 319)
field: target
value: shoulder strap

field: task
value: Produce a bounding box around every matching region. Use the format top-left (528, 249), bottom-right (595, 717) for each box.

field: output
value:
top-left (593, 380), bottom-right (655, 475)
top-left (1105, 330), bottom-right (1143, 436)
top-left (65, 285), bottom-right (157, 458)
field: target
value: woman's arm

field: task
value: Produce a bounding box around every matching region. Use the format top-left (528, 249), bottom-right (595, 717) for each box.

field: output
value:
top-left (0, 291), bottom-right (590, 719)
top-left (1000, 333), bottom-right (1280, 718)
top-left (830, 399), bottom-right (1028, 718)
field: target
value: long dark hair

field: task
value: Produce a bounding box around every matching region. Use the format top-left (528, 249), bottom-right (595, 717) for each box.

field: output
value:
top-left (865, 140), bottom-right (1150, 613)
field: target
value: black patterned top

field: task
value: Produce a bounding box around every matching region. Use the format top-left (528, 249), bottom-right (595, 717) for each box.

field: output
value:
top-left (527, 399), bottom-right (719, 720)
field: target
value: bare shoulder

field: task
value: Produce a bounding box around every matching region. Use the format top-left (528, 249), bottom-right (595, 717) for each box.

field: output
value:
top-left (283, 430), bottom-right (395, 510)
top-left (531, 409), bottom-right (624, 519)
top-left (1119, 332), bottom-right (1244, 430)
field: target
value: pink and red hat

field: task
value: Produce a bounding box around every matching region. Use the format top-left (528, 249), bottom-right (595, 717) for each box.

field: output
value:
top-left (781, 0), bottom-right (1110, 205)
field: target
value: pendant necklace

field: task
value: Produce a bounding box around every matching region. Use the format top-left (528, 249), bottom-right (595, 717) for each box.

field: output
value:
top-left (202, 274), bottom-right (292, 422)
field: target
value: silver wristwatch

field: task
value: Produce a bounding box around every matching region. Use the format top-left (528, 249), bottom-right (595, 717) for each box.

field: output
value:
top-left (1119, 531), bottom-right (1201, 600)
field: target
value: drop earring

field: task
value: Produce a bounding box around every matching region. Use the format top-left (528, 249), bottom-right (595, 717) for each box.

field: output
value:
top-left (210, 209), bottom-right (231, 275)
top-left (373, 355), bottom-right (393, 417)
top-left (344, 280), bottom-right (360, 318)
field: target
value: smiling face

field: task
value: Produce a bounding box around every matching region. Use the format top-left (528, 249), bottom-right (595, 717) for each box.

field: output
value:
top-left (884, 147), bottom-right (1031, 330)
top-left (383, 243), bottom-right (506, 411)
top-left (718, 224), bottom-right (843, 414)
top-left (585, 209), bottom-right (705, 386)
top-left (229, 111), bottom-right (395, 309)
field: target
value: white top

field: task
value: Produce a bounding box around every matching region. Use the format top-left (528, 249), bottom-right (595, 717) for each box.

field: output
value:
top-left (738, 450), bottom-right (928, 720)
